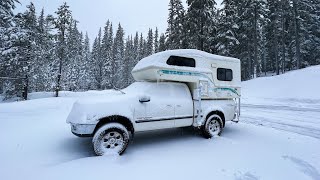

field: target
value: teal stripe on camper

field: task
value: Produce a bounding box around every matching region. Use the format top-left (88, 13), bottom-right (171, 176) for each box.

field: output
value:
top-left (214, 88), bottom-right (240, 96)
top-left (158, 69), bottom-right (240, 97)
top-left (158, 70), bottom-right (214, 84)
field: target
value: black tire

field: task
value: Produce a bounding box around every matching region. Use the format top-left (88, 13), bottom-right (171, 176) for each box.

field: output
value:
top-left (92, 123), bottom-right (130, 156)
top-left (201, 114), bottom-right (223, 139)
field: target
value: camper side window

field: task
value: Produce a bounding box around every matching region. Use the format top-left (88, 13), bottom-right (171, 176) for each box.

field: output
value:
top-left (167, 56), bottom-right (196, 68)
top-left (217, 68), bottom-right (233, 81)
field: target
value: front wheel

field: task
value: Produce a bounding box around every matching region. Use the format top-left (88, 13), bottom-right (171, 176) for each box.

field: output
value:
top-left (201, 114), bottom-right (223, 139)
top-left (92, 123), bottom-right (130, 156)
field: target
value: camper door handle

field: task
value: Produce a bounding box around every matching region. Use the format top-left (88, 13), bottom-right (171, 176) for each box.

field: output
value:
top-left (166, 105), bottom-right (172, 107)
top-left (176, 105), bottom-right (182, 107)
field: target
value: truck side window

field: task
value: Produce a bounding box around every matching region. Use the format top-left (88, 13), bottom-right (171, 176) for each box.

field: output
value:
top-left (217, 68), bottom-right (233, 81)
top-left (167, 56), bottom-right (196, 68)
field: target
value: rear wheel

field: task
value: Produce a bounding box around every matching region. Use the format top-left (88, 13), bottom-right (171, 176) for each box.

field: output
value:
top-left (202, 114), bottom-right (223, 138)
top-left (92, 123), bottom-right (129, 156)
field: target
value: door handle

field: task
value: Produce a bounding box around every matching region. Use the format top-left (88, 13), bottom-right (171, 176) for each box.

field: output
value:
top-left (176, 105), bottom-right (182, 107)
top-left (166, 105), bottom-right (172, 107)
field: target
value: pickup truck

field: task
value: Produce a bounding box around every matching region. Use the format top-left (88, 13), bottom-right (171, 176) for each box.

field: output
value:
top-left (67, 81), bottom-right (238, 156)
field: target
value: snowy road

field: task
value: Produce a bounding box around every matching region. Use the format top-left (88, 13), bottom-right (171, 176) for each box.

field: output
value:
top-left (241, 99), bottom-right (320, 139)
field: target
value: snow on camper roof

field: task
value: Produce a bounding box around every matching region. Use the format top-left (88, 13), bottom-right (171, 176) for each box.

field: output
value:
top-left (132, 49), bottom-right (240, 72)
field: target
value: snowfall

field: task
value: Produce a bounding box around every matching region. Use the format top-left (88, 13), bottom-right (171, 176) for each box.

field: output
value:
top-left (1, 66), bottom-right (320, 180)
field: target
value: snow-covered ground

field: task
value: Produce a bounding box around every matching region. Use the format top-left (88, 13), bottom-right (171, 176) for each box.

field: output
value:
top-left (1, 66), bottom-right (320, 180)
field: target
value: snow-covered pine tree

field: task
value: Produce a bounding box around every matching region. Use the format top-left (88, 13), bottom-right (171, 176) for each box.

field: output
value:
top-left (64, 19), bottom-right (82, 91)
top-left (146, 28), bottom-right (154, 56)
top-left (0, 0), bottom-right (22, 98)
top-left (236, 0), bottom-right (267, 79)
top-left (166, 0), bottom-right (185, 49)
top-left (4, 2), bottom-right (36, 99)
top-left (124, 36), bottom-right (134, 86)
top-left (101, 20), bottom-right (114, 89)
top-left (266, 0), bottom-right (286, 76)
top-left (139, 33), bottom-right (146, 58)
top-left (154, 27), bottom-right (159, 53)
top-left (20, 2), bottom-right (39, 93)
top-left (113, 23), bottom-right (125, 88)
top-left (107, 23), bottom-right (114, 88)
top-left (184, 0), bottom-right (217, 52)
top-left (92, 28), bottom-right (103, 89)
top-left (296, 0), bottom-right (320, 67)
top-left (142, 39), bottom-right (148, 58)
top-left (0, 0), bottom-right (19, 27)
top-left (79, 32), bottom-right (92, 90)
top-left (215, 0), bottom-right (239, 56)
top-left (158, 33), bottom-right (167, 52)
top-left (54, 2), bottom-right (72, 96)
top-left (41, 14), bottom-right (57, 92)
top-left (133, 32), bottom-right (140, 61)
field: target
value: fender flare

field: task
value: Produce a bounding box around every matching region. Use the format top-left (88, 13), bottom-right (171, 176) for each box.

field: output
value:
top-left (202, 108), bottom-right (226, 127)
top-left (94, 114), bottom-right (135, 136)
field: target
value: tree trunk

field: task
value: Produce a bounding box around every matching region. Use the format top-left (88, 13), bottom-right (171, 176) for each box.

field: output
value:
top-left (293, 0), bottom-right (301, 69)
top-left (23, 75), bottom-right (28, 100)
top-left (56, 30), bottom-right (65, 97)
top-left (254, 5), bottom-right (258, 78)
top-left (281, 0), bottom-right (286, 74)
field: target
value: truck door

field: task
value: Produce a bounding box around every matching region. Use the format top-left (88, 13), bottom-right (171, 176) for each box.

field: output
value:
top-left (134, 83), bottom-right (175, 131)
top-left (174, 84), bottom-right (194, 127)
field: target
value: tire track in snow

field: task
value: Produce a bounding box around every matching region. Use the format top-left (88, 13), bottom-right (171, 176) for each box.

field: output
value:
top-left (241, 103), bottom-right (320, 139)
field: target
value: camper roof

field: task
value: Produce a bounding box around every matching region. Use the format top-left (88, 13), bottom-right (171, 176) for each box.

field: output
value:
top-left (133, 49), bottom-right (240, 72)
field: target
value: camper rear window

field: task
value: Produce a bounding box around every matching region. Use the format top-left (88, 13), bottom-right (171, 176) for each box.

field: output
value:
top-left (217, 68), bottom-right (233, 81)
top-left (166, 56), bottom-right (196, 68)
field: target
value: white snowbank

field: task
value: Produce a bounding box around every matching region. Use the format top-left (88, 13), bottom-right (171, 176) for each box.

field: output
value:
top-left (242, 65), bottom-right (320, 100)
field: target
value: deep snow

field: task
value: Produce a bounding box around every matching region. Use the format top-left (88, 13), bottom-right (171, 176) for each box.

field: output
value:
top-left (1, 66), bottom-right (320, 180)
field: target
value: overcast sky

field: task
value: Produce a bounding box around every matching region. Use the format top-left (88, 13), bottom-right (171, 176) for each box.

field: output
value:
top-left (15, 0), bottom-right (222, 44)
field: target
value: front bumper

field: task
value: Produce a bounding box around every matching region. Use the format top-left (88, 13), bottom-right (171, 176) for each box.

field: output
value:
top-left (70, 123), bottom-right (96, 137)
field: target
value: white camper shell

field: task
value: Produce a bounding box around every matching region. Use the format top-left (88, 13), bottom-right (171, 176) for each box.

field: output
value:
top-left (132, 49), bottom-right (241, 99)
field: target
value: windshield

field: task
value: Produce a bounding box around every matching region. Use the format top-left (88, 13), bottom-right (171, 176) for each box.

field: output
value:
top-left (122, 82), bottom-right (153, 94)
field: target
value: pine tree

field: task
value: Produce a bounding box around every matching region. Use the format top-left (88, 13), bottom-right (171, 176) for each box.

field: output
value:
top-left (237, 0), bottom-right (267, 78)
top-left (139, 33), bottom-right (145, 58)
top-left (101, 20), bottom-right (113, 89)
top-left (146, 28), bottom-right (154, 56)
top-left (215, 0), bottom-right (239, 56)
top-left (154, 27), bottom-right (159, 53)
top-left (64, 19), bottom-right (82, 91)
top-left (0, 0), bottom-right (19, 27)
top-left (124, 36), bottom-right (135, 86)
top-left (185, 0), bottom-right (217, 51)
top-left (92, 28), bottom-right (103, 89)
top-left (79, 32), bottom-right (92, 90)
top-left (166, 0), bottom-right (185, 49)
top-left (54, 2), bottom-right (72, 96)
top-left (113, 23), bottom-right (125, 88)
top-left (297, 0), bottom-right (320, 67)
top-left (0, 0), bottom-right (23, 98)
top-left (158, 33), bottom-right (167, 52)
top-left (133, 32), bottom-right (140, 61)
top-left (266, 0), bottom-right (282, 75)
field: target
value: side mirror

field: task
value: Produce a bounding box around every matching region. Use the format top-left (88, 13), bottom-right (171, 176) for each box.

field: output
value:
top-left (139, 95), bottom-right (151, 103)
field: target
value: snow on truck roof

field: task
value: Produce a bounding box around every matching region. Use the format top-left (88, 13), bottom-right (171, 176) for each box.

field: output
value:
top-left (132, 49), bottom-right (240, 72)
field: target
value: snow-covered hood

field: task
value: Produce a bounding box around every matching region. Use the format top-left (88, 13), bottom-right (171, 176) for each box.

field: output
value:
top-left (66, 92), bottom-right (137, 124)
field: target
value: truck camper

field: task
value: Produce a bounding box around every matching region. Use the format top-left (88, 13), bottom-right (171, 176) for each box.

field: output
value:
top-left (67, 49), bottom-right (241, 156)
